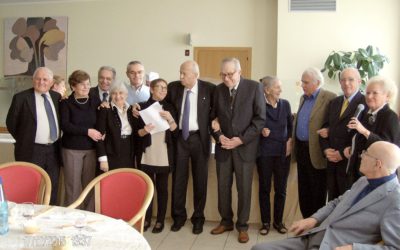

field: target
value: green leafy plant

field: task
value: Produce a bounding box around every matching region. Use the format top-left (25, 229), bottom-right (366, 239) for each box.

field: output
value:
top-left (321, 45), bottom-right (389, 85)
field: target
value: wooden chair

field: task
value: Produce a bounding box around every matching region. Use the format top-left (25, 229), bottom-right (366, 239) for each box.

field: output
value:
top-left (68, 168), bottom-right (154, 234)
top-left (0, 161), bottom-right (52, 205)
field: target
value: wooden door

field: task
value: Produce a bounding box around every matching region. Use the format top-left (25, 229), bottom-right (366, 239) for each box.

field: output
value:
top-left (194, 47), bottom-right (252, 84)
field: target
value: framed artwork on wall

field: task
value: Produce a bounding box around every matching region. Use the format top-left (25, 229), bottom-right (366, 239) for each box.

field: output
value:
top-left (3, 16), bottom-right (68, 78)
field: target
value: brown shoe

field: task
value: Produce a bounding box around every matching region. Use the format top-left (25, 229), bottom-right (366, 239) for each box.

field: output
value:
top-left (238, 231), bottom-right (249, 243)
top-left (210, 224), bottom-right (234, 235)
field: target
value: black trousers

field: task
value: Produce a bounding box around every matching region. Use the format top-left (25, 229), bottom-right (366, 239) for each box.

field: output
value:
top-left (296, 140), bottom-right (326, 218)
top-left (256, 155), bottom-right (290, 224)
top-left (31, 143), bottom-right (60, 205)
top-left (108, 136), bottom-right (134, 170)
top-left (326, 160), bottom-right (348, 201)
top-left (144, 169), bottom-right (169, 223)
top-left (172, 132), bottom-right (208, 225)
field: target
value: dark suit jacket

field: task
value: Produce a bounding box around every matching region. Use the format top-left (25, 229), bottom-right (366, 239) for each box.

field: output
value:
top-left (212, 77), bottom-right (266, 162)
top-left (348, 104), bottom-right (400, 178)
top-left (166, 79), bottom-right (215, 156)
top-left (6, 88), bottom-right (61, 161)
top-left (89, 86), bottom-right (111, 108)
top-left (319, 91), bottom-right (365, 161)
top-left (96, 105), bottom-right (135, 159)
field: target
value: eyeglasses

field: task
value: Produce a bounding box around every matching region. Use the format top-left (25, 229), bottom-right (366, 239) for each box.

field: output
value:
top-left (361, 150), bottom-right (379, 161)
top-left (220, 71), bottom-right (237, 78)
top-left (339, 77), bottom-right (356, 83)
top-left (154, 85), bottom-right (167, 91)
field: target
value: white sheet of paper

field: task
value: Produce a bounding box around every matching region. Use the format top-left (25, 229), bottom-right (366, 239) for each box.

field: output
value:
top-left (139, 102), bottom-right (170, 134)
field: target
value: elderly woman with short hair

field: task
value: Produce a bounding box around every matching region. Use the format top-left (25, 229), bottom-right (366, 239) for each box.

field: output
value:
top-left (256, 76), bottom-right (293, 236)
top-left (345, 75), bottom-right (400, 183)
top-left (96, 82), bottom-right (135, 172)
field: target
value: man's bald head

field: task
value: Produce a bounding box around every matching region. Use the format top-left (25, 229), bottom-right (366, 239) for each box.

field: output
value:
top-left (367, 141), bottom-right (400, 175)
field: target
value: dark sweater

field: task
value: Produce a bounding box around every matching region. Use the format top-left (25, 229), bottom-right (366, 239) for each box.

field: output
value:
top-left (259, 98), bottom-right (293, 157)
top-left (60, 93), bottom-right (98, 150)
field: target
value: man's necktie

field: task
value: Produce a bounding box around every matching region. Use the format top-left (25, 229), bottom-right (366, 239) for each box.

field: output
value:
top-left (339, 98), bottom-right (349, 117)
top-left (182, 90), bottom-right (191, 140)
top-left (230, 88), bottom-right (237, 109)
top-left (102, 92), bottom-right (108, 102)
top-left (42, 94), bottom-right (58, 142)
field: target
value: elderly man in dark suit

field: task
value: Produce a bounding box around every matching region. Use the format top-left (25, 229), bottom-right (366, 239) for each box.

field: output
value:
top-left (210, 58), bottom-right (265, 243)
top-left (89, 65), bottom-right (115, 106)
top-left (318, 67), bottom-right (365, 201)
top-left (293, 67), bottom-right (336, 218)
top-left (168, 60), bottom-right (215, 234)
top-left (252, 141), bottom-right (400, 250)
top-left (6, 67), bottom-right (61, 205)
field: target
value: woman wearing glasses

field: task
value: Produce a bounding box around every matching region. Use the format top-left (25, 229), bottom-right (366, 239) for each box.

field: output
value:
top-left (133, 78), bottom-right (177, 233)
top-left (345, 75), bottom-right (400, 183)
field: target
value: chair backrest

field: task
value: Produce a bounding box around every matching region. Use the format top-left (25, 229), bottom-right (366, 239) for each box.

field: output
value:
top-left (0, 161), bottom-right (52, 205)
top-left (68, 168), bottom-right (154, 234)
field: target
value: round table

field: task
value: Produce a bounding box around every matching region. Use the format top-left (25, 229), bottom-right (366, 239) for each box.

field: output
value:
top-left (0, 203), bottom-right (150, 250)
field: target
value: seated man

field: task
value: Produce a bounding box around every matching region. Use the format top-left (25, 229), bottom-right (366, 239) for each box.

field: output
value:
top-left (252, 141), bottom-right (400, 250)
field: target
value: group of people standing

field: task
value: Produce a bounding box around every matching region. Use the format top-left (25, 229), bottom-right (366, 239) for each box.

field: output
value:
top-left (5, 57), bottom-right (400, 247)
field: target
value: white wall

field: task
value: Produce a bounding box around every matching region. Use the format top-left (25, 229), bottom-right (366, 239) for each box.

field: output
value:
top-left (0, 0), bottom-right (277, 83)
top-left (277, 0), bottom-right (400, 111)
top-left (0, 0), bottom-right (277, 127)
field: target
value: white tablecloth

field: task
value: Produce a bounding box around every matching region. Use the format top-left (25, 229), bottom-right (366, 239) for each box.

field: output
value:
top-left (0, 204), bottom-right (150, 250)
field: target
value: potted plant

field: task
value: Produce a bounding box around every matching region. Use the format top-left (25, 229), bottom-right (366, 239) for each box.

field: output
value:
top-left (321, 45), bottom-right (389, 86)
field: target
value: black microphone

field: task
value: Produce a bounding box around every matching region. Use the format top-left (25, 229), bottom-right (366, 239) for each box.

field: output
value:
top-left (348, 104), bottom-right (365, 132)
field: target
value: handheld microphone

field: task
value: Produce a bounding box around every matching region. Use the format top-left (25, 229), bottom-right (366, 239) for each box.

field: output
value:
top-left (353, 104), bottom-right (365, 119)
top-left (348, 104), bottom-right (365, 132)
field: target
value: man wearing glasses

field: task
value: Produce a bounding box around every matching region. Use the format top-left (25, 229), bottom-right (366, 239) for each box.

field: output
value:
top-left (318, 67), bottom-right (365, 201)
top-left (210, 57), bottom-right (265, 243)
top-left (252, 141), bottom-right (400, 250)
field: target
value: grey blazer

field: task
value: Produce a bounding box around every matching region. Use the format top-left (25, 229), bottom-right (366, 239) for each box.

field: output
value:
top-left (212, 77), bottom-right (266, 162)
top-left (306, 176), bottom-right (400, 249)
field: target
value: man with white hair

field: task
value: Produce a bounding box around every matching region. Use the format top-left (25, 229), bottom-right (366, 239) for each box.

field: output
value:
top-left (6, 67), bottom-right (62, 205)
top-left (293, 67), bottom-right (336, 218)
top-left (252, 141), bottom-right (400, 250)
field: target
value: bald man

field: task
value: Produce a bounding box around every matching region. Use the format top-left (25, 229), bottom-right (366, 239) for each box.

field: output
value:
top-left (167, 60), bottom-right (215, 234)
top-left (318, 67), bottom-right (365, 201)
top-left (252, 141), bottom-right (400, 250)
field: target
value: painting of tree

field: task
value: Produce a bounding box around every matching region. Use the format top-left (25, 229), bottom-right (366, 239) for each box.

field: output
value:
top-left (4, 16), bottom-right (67, 77)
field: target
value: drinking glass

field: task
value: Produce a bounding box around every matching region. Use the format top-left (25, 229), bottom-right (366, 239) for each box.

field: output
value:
top-left (21, 202), bottom-right (34, 220)
top-left (73, 212), bottom-right (87, 232)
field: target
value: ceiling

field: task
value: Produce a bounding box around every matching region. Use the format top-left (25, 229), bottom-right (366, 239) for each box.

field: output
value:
top-left (0, 0), bottom-right (95, 5)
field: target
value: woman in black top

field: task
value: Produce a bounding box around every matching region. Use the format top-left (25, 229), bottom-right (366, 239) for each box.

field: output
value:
top-left (60, 70), bottom-right (102, 210)
top-left (256, 76), bottom-right (293, 236)
top-left (345, 75), bottom-right (400, 183)
top-left (96, 82), bottom-right (135, 171)
top-left (133, 78), bottom-right (177, 233)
